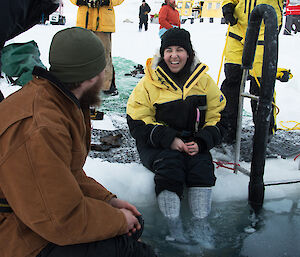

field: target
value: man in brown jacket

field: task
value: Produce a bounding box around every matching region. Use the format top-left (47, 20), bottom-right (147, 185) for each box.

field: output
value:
top-left (0, 27), bottom-right (156, 257)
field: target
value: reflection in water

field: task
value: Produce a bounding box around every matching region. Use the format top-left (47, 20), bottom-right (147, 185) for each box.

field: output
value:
top-left (138, 197), bottom-right (300, 257)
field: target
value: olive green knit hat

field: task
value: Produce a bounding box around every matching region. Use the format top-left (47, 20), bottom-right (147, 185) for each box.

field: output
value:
top-left (49, 27), bottom-right (106, 83)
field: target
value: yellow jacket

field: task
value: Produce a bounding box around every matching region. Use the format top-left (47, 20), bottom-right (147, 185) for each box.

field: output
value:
top-left (222, 0), bottom-right (283, 76)
top-left (70, 0), bottom-right (124, 32)
top-left (222, 0), bottom-right (283, 42)
top-left (127, 56), bottom-right (226, 150)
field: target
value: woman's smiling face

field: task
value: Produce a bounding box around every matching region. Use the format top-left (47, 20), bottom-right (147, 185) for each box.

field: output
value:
top-left (163, 46), bottom-right (189, 73)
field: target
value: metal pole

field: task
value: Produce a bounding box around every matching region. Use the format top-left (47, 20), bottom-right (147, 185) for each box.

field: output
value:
top-left (234, 69), bottom-right (249, 173)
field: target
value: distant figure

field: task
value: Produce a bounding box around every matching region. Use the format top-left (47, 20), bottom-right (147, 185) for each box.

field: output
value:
top-left (71, 0), bottom-right (125, 96)
top-left (158, 0), bottom-right (180, 38)
top-left (139, 0), bottom-right (151, 31)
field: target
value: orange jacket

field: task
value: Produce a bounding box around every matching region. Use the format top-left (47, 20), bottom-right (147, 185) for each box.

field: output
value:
top-left (159, 4), bottom-right (180, 29)
top-left (0, 67), bottom-right (127, 257)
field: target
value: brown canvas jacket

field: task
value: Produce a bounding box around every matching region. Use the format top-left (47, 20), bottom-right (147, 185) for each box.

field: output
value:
top-left (0, 67), bottom-right (127, 257)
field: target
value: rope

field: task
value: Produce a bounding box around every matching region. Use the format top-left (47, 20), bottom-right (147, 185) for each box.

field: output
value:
top-left (294, 153), bottom-right (300, 161)
top-left (217, 25), bottom-right (230, 86)
top-left (278, 121), bottom-right (300, 131)
top-left (213, 160), bottom-right (240, 171)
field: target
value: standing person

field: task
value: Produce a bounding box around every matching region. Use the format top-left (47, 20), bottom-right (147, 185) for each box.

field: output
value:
top-left (0, 27), bottom-right (156, 257)
top-left (139, 0), bottom-right (151, 31)
top-left (220, 0), bottom-right (284, 144)
top-left (127, 28), bottom-right (226, 245)
top-left (158, 0), bottom-right (181, 38)
top-left (71, 0), bottom-right (124, 96)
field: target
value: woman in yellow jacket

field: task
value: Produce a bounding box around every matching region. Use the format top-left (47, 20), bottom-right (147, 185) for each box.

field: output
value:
top-left (221, 0), bottom-right (283, 144)
top-left (70, 0), bottom-right (124, 95)
top-left (127, 28), bottom-right (226, 245)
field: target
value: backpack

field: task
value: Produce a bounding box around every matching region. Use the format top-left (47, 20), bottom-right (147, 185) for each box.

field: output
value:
top-left (0, 40), bottom-right (46, 86)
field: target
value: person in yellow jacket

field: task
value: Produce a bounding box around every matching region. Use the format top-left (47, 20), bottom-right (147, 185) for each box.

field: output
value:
top-left (70, 0), bottom-right (124, 96)
top-left (127, 28), bottom-right (226, 245)
top-left (220, 0), bottom-right (283, 144)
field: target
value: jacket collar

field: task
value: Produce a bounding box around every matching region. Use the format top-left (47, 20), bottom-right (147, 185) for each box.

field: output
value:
top-left (32, 66), bottom-right (81, 109)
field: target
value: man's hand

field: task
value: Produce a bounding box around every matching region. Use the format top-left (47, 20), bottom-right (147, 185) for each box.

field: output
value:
top-left (109, 197), bottom-right (141, 216)
top-left (109, 198), bottom-right (142, 235)
top-left (120, 209), bottom-right (141, 235)
top-left (82, 0), bottom-right (109, 8)
top-left (222, 3), bottom-right (237, 26)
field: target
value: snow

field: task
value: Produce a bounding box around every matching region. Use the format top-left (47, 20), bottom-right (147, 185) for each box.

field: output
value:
top-left (1, 0), bottom-right (300, 209)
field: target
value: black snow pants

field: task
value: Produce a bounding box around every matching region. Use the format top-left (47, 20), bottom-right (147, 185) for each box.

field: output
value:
top-left (220, 63), bottom-right (276, 144)
top-left (139, 16), bottom-right (148, 31)
top-left (36, 235), bottom-right (156, 257)
top-left (138, 144), bottom-right (215, 198)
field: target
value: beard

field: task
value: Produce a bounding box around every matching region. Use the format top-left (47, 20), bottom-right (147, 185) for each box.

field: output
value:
top-left (79, 76), bottom-right (103, 108)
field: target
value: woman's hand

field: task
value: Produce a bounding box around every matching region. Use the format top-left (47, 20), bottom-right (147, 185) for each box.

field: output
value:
top-left (185, 141), bottom-right (199, 156)
top-left (170, 137), bottom-right (189, 152)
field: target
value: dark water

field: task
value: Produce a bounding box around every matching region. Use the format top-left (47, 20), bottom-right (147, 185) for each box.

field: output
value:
top-left (137, 196), bottom-right (300, 257)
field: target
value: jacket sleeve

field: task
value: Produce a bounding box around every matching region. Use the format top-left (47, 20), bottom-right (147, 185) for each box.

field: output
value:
top-left (194, 75), bottom-right (226, 150)
top-left (0, 127), bottom-right (128, 245)
top-left (159, 6), bottom-right (173, 29)
top-left (126, 79), bottom-right (178, 148)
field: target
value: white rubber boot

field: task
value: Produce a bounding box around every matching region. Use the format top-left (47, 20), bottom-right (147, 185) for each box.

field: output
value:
top-left (188, 187), bottom-right (215, 248)
top-left (157, 190), bottom-right (189, 244)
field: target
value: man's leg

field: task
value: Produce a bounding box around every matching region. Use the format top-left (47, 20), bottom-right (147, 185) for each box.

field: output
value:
top-left (94, 32), bottom-right (113, 92)
top-left (145, 21), bottom-right (148, 31)
top-left (250, 77), bottom-right (277, 138)
top-left (37, 236), bottom-right (156, 257)
top-left (220, 63), bottom-right (243, 144)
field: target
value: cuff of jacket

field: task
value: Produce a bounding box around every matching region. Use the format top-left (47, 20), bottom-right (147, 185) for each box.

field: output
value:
top-left (150, 125), bottom-right (178, 148)
top-left (195, 125), bottom-right (222, 151)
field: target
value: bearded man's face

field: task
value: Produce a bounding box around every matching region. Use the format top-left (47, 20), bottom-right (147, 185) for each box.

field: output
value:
top-left (80, 71), bottom-right (105, 108)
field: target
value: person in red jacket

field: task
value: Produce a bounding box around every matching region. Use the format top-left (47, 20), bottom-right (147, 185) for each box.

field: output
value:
top-left (158, 0), bottom-right (180, 38)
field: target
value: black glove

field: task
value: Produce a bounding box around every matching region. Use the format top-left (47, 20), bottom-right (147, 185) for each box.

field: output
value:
top-left (77, 0), bottom-right (109, 8)
top-left (276, 68), bottom-right (293, 82)
top-left (222, 3), bottom-right (237, 26)
top-left (100, 0), bottom-right (110, 6)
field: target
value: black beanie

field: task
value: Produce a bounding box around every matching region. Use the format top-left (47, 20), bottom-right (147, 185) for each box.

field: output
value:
top-left (160, 28), bottom-right (193, 57)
